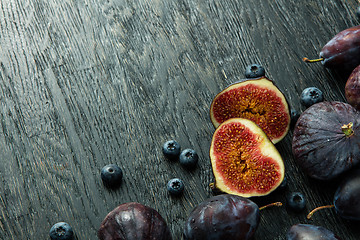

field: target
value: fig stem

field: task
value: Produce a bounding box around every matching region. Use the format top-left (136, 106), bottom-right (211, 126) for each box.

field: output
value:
top-left (342, 122), bottom-right (354, 137)
top-left (307, 204), bottom-right (335, 219)
top-left (259, 202), bottom-right (282, 211)
top-left (302, 57), bottom-right (324, 63)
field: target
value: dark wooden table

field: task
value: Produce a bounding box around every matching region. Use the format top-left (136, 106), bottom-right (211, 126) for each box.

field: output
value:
top-left (1, 0), bottom-right (360, 239)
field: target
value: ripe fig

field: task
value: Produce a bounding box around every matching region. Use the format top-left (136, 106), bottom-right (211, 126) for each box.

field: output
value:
top-left (287, 224), bottom-right (341, 240)
top-left (98, 202), bottom-right (172, 240)
top-left (292, 101), bottom-right (360, 180)
top-left (333, 169), bottom-right (360, 220)
top-left (303, 25), bottom-right (360, 71)
top-left (345, 64), bottom-right (360, 110)
top-left (307, 169), bottom-right (360, 221)
top-left (209, 118), bottom-right (285, 197)
top-left (183, 194), bottom-right (260, 240)
top-left (209, 76), bottom-right (290, 144)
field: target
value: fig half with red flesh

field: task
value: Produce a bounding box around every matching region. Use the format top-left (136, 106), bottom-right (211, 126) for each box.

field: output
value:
top-left (292, 101), bottom-right (360, 180)
top-left (210, 77), bottom-right (290, 144)
top-left (210, 118), bottom-right (285, 198)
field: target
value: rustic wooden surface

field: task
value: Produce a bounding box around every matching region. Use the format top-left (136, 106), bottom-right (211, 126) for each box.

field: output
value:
top-left (0, 0), bottom-right (360, 239)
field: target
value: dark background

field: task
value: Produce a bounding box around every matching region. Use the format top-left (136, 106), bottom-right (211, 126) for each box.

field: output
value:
top-left (0, 0), bottom-right (359, 239)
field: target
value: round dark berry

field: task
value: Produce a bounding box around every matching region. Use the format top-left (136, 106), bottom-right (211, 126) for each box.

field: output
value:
top-left (101, 164), bottom-right (123, 188)
top-left (300, 87), bottom-right (324, 108)
top-left (162, 140), bottom-right (181, 159)
top-left (287, 192), bottom-right (306, 212)
top-left (167, 178), bottom-right (184, 196)
top-left (49, 222), bottom-right (74, 240)
top-left (245, 64), bottom-right (265, 78)
top-left (179, 148), bottom-right (199, 169)
top-left (290, 109), bottom-right (300, 127)
top-left (277, 176), bottom-right (288, 191)
top-left (356, 6), bottom-right (360, 19)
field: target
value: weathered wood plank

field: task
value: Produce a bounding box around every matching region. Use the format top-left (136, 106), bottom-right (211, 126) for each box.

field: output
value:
top-left (0, 0), bottom-right (359, 239)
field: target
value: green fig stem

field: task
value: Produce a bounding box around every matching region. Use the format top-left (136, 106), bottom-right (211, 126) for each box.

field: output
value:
top-left (307, 204), bottom-right (335, 219)
top-left (342, 122), bottom-right (354, 137)
top-left (302, 57), bottom-right (324, 63)
top-left (259, 202), bottom-right (282, 211)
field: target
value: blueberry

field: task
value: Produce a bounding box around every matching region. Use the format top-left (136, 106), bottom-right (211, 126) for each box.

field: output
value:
top-left (179, 149), bottom-right (199, 169)
top-left (101, 164), bottom-right (123, 188)
top-left (245, 64), bottom-right (265, 78)
top-left (277, 176), bottom-right (288, 191)
top-left (290, 109), bottom-right (300, 127)
top-left (287, 192), bottom-right (306, 212)
top-left (162, 140), bottom-right (181, 159)
top-left (167, 178), bottom-right (184, 196)
top-left (300, 87), bottom-right (324, 108)
top-left (49, 222), bottom-right (74, 240)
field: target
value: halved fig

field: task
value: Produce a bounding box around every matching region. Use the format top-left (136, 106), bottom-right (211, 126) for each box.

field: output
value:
top-left (98, 202), bottom-right (172, 240)
top-left (210, 77), bottom-right (290, 144)
top-left (292, 101), bottom-right (360, 180)
top-left (209, 118), bottom-right (285, 198)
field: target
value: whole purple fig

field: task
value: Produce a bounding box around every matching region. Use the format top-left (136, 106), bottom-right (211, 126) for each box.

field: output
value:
top-left (183, 194), bottom-right (260, 240)
top-left (287, 224), bottom-right (341, 240)
top-left (292, 101), bottom-right (360, 180)
top-left (307, 169), bottom-right (360, 222)
top-left (98, 202), bottom-right (172, 240)
top-left (333, 169), bottom-right (360, 220)
top-left (303, 25), bottom-right (360, 71)
top-left (345, 64), bottom-right (360, 110)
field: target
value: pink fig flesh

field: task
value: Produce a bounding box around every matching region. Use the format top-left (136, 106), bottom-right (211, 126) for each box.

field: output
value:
top-left (210, 118), bottom-right (285, 198)
top-left (210, 77), bottom-right (290, 144)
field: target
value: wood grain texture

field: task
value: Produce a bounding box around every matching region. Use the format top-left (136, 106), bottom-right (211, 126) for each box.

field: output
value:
top-left (0, 0), bottom-right (359, 239)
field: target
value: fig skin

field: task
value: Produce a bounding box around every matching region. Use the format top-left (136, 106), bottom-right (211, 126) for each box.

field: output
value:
top-left (98, 202), bottom-right (172, 240)
top-left (333, 169), bottom-right (360, 221)
top-left (345, 64), bottom-right (360, 110)
top-left (286, 224), bottom-right (341, 240)
top-left (292, 101), bottom-right (360, 180)
top-left (305, 25), bottom-right (360, 71)
top-left (307, 169), bottom-right (360, 221)
top-left (210, 76), bottom-right (290, 144)
top-left (210, 118), bottom-right (285, 198)
top-left (183, 194), bottom-right (260, 240)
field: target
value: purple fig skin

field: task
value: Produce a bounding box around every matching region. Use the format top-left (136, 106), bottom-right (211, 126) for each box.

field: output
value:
top-left (287, 224), bottom-right (342, 240)
top-left (334, 169), bottom-right (360, 221)
top-left (98, 202), bottom-right (172, 240)
top-left (292, 101), bottom-right (360, 180)
top-left (183, 194), bottom-right (260, 240)
top-left (320, 25), bottom-right (360, 71)
top-left (345, 64), bottom-right (360, 110)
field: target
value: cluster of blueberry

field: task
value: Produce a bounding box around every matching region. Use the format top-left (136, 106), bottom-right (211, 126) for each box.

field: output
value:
top-left (162, 140), bottom-right (199, 196)
top-left (49, 140), bottom-right (199, 239)
top-left (49, 164), bottom-right (124, 239)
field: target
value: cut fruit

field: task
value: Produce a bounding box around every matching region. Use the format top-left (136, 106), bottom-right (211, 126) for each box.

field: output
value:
top-left (209, 118), bottom-right (285, 198)
top-left (210, 77), bottom-right (290, 144)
